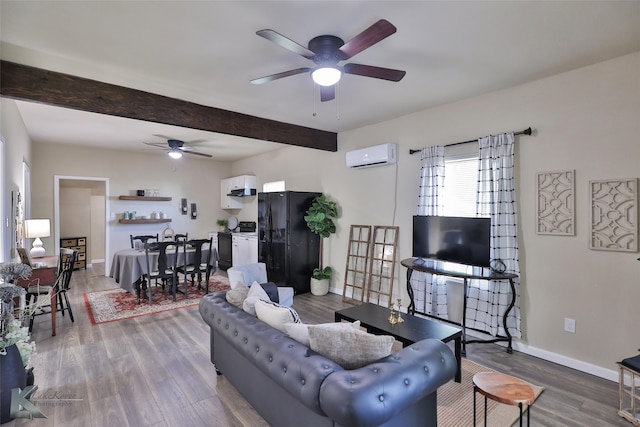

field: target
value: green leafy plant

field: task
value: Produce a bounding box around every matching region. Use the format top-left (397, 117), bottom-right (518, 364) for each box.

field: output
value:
top-left (304, 195), bottom-right (338, 238)
top-left (305, 195), bottom-right (339, 277)
top-left (216, 219), bottom-right (228, 228)
top-left (312, 266), bottom-right (332, 280)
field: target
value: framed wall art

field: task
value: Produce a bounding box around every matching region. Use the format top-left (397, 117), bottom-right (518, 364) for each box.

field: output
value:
top-left (536, 170), bottom-right (575, 235)
top-left (589, 178), bottom-right (638, 252)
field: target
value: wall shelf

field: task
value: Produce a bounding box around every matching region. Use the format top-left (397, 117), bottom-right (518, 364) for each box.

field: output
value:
top-left (119, 195), bottom-right (172, 201)
top-left (118, 219), bottom-right (172, 224)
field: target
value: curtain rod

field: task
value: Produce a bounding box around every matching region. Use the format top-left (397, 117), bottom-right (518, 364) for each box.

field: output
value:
top-left (409, 127), bottom-right (532, 155)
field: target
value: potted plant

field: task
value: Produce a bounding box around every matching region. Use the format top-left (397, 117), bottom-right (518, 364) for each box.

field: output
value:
top-left (304, 195), bottom-right (338, 296)
top-left (216, 219), bottom-right (228, 232)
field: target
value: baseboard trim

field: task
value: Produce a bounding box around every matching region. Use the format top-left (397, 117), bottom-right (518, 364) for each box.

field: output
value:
top-left (328, 290), bottom-right (620, 383)
top-left (464, 329), bottom-right (619, 382)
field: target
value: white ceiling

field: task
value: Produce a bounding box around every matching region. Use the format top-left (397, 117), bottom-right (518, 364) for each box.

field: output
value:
top-left (2, 1), bottom-right (640, 161)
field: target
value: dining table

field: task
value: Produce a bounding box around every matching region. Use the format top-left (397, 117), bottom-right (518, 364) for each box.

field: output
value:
top-left (109, 247), bottom-right (213, 294)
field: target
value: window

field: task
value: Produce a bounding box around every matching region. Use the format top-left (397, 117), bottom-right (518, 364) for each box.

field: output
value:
top-left (262, 180), bottom-right (285, 192)
top-left (442, 154), bottom-right (478, 217)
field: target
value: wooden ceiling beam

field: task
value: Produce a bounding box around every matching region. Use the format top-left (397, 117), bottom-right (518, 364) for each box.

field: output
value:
top-left (0, 60), bottom-right (337, 152)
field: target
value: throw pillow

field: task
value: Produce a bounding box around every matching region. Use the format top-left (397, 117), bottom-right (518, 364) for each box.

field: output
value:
top-left (284, 321), bottom-right (361, 347)
top-left (259, 282), bottom-right (280, 303)
top-left (308, 326), bottom-right (394, 370)
top-left (225, 282), bottom-right (249, 308)
top-left (254, 300), bottom-right (301, 332)
top-left (242, 281), bottom-right (270, 316)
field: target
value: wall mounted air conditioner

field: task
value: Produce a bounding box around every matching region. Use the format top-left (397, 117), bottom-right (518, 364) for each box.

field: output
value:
top-left (345, 143), bottom-right (397, 169)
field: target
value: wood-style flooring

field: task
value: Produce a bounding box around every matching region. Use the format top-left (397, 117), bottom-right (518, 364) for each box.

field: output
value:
top-left (6, 264), bottom-right (627, 426)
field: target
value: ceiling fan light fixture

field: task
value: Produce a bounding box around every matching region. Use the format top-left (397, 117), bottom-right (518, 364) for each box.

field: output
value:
top-left (168, 148), bottom-right (183, 159)
top-left (312, 67), bottom-right (341, 86)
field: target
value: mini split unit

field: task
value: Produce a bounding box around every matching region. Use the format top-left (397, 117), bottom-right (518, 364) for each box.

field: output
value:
top-left (345, 143), bottom-right (397, 169)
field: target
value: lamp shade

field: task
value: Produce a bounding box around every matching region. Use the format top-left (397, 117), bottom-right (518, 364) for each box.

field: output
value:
top-left (24, 219), bottom-right (50, 238)
top-left (24, 219), bottom-right (50, 258)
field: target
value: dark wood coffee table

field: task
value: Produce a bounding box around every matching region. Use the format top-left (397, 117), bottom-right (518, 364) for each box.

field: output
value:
top-left (335, 302), bottom-right (462, 382)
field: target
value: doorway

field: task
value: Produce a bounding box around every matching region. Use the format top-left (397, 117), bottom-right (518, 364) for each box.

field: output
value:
top-left (54, 176), bottom-right (110, 274)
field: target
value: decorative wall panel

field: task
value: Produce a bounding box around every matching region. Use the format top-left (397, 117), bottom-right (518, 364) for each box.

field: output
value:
top-left (536, 170), bottom-right (575, 235)
top-left (589, 178), bottom-right (638, 252)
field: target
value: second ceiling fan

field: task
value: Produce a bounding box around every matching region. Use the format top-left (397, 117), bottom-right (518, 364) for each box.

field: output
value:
top-left (251, 19), bottom-right (406, 102)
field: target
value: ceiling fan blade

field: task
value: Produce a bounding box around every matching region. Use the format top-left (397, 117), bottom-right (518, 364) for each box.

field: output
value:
top-left (343, 63), bottom-right (406, 82)
top-left (320, 85), bottom-right (335, 102)
top-left (143, 142), bottom-right (169, 149)
top-left (180, 149), bottom-right (212, 158)
top-left (251, 67), bottom-right (311, 85)
top-left (338, 19), bottom-right (397, 60)
top-left (256, 29), bottom-right (316, 60)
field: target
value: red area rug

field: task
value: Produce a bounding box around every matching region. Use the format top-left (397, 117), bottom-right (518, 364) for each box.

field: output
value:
top-left (84, 275), bottom-right (229, 325)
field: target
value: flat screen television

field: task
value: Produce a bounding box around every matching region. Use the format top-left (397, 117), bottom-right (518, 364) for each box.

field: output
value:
top-left (412, 215), bottom-right (491, 267)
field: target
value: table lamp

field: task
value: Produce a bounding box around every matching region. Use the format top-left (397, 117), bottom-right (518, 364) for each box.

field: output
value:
top-left (24, 219), bottom-right (51, 258)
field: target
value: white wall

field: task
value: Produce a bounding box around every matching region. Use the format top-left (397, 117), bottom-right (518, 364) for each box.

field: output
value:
top-left (233, 51), bottom-right (640, 377)
top-left (0, 99), bottom-right (32, 261)
top-left (31, 142), bottom-right (233, 268)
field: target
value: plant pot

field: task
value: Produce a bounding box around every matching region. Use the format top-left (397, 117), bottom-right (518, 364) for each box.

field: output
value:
top-left (0, 344), bottom-right (27, 424)
top-left (310, 278), bottom-right (329, 296)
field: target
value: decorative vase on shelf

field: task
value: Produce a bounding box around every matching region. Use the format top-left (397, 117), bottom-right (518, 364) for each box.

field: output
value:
top-left (0, 344), bottom-right (27, 424)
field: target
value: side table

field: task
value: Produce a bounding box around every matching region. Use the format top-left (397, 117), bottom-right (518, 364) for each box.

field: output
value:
top-left (473, 371), bottom-right (536, 427)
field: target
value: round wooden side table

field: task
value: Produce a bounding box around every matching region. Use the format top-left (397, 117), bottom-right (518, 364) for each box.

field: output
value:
top-left (473, 371), bottom-right (536, 427)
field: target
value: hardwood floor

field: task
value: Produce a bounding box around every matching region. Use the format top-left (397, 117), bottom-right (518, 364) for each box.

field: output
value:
top-left (7, 264), bottom-right (627, 426)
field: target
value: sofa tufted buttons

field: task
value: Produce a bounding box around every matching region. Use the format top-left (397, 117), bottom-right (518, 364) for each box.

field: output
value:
top-left (379, 395), bottom-right (385, 402)
top-left (404, 379), bottom-right (410, 385)
top-left (373, 368), bottom-right (379, 373)
top-left (424, 366), bottom-right (429, 373)
top-left (301, 379), bottom-right (305, 385)
top-left (234, 331), bottom-right (238, 336)
top-left (224, 324), bottom-right (229, 330)
top-left (283, 367), bottom-right (287, 373)
top-left (269, 356), bottom-right (273, 362)
top-left (244, 338), bottom-right (248, 344)
top-left (255, 346), bottom-right (260, 353)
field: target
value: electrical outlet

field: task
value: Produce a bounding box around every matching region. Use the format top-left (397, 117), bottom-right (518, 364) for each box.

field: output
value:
top-left (564, 318), bottom-right (576, 333)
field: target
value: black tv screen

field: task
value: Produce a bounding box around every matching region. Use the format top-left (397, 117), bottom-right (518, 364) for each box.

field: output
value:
top-left (412, 215), bottom-right (491, 267)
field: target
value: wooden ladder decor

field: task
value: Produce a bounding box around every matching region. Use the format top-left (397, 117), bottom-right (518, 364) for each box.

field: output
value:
top-left (342, 225), bottom-right (372, 304)
top-left (366, 226), bottom-right (399, 308)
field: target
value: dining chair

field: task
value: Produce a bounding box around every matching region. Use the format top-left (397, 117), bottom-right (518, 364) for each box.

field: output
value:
top-left (141, 240), bottom-right (182, 304)
top-left (174, 233), bottom-right (188, 243)
top-left (26, 248), bottom-right (78, 332)
top-left (177, 238), bottom-right (218, 294)
top-left (130, 234), bottom-right (159, 250)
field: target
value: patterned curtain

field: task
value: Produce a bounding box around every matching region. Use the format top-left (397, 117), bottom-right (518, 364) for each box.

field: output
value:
top-left (412, 146), bottom-right (449, 317)
top-left (466, 133), bottom-right (522, 338)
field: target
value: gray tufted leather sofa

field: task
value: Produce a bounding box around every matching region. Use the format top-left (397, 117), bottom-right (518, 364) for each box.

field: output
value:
top-left (199, 291), bottom-right (457, 427)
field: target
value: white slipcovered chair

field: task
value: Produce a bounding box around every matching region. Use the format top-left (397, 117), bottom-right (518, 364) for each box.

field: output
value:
top-left (226, 263), bottom-right (294, 307)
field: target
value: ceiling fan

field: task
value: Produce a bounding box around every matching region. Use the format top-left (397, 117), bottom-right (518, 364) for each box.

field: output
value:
top-left (143, 137), bottom-right (212, 159)
top-left (251, 19), bottom-right (406, 102)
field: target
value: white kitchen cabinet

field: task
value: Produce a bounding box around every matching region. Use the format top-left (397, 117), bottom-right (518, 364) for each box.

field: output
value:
top-left (220, 175), bottom-right (256, 210)
top-left (232, 234), bottom-right (258, 267)
top-left (220, 178), bottom-right (242, 209)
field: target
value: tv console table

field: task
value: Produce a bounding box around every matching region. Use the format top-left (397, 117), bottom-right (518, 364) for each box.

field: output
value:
top-left (401, 257), bottom-right (518, 356)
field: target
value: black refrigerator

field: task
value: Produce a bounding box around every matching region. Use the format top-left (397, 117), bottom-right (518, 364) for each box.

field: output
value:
top-left (258, 191), bottom-right (321, 294)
